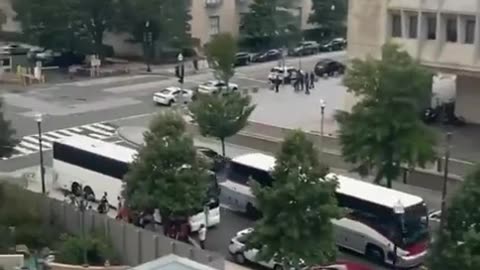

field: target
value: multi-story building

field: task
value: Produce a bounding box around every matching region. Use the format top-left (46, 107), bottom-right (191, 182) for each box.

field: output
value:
top-left (347, 0), bottom-right (480, 124)
top-left (191, 0), bottom-right (313, 46)
top-left (0, 0), bottom-right (314, 56)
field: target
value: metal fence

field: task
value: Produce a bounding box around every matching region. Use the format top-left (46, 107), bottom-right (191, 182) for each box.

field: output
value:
top-left (28, 192), bottom-right (225, 270)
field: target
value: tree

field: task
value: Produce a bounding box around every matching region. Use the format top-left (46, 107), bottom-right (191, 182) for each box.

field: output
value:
top-left (241, 0), bottom-right (299, 49)
top-left (334, 44), bottom-right (437, 188)
top-left (309, 0), bottom-right (348, 36)
top-left (12, 0), bottom-right (118, 55)
top-left (189, 92), bottom-right (255, 156)
top-left (116, 0), bottom-right (191, 55)
top-left (205, 33), bottom-right (237, 88)
top-left (0, 98), bottom-right (17, 159)
top-left (428, 165), bottom-right (480, 270)
top-left (57, 233), bottom-right (117, 266)
top-left (248, 131), bottom-right (339, 269)
top-left (123, 112), bottom-right (211, 228)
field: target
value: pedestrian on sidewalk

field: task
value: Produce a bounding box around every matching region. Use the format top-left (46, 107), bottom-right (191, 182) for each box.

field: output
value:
top-left (304, 72), bottom-right (310, 94)
top-left (310, 72), bottom-right (315, 89)
top-left (198, 224), bottom-right (207, 249)
top-left (274, 74), bottom-right (281, 93)
top-left (299, 70), bottom-right (305, 91)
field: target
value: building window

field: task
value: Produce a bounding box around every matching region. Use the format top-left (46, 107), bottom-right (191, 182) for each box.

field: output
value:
top-left (446, 17), bottom-right (457, 42)
top-left (209, 16), bottom-right (220, 36)
top-left (409, 15), bottom-right (418, 38)
top-left (427, 16), bottom-right (436, 40)
top-left (391, 13), bottom-right (402, 38)
top-left (465, 19), bottom-right (475, 44)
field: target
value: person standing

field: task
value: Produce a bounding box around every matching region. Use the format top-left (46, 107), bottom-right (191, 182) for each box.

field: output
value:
top-left (299, 70), bottom-right (305, 91)
top-left (304, 72), bottom-right (310, 92)
top-left (275, 74), bottom-right (281, 93)
top-left (198, 224), bottom-right (207, 249)
top-left (310, 72), bottom-right (315, 89)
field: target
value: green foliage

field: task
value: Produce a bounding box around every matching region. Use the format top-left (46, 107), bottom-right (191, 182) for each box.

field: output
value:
top-left (429, 165), bottom-right (480, 270)
top-left (0, 183), bottom-right (59, 251)
top-left (123, 112), bottom-right (211, 219)
top-left (249, 131), bottom-right (339, 268)
top-left (205, 33), bottom-right (237, 86)
top-left (57, 233), bottom-right (117, 266)
top-left (0, 98), bottom-right (17, 158)
top-left (335, 43), bottom-right (437, 188)
top-left (12, 0), bottom-right (118, 55)
top-left (241, 0), bottom-right (299, 48)
top-left (309, 0), bottom-right (348, 35)
top-left (189, 92), bottom-right (255, 156)
top-left (116, 0), bottom-right (191, 50)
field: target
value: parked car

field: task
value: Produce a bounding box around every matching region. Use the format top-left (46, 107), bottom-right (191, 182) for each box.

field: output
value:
top-left (251, 49), bottom-right (282, 63)
top-left (319, 38), bottom-right (347, 52)
top-left (196, 146), bottom-right (225, 172)
top-left (153, 87), bottom-right (194, 106)
top-left (268, 66), bottom-right (298, 84)
top-left (234, 52), bottom-right (251, 66)
top-left (197, 80), bottom-right (239, 95)
top-left (229, 228), bottom-right (298, 270)
top-left (314, 59), bottom-right (345, 77)
top-left (289, 41), bottom-right (320, 56)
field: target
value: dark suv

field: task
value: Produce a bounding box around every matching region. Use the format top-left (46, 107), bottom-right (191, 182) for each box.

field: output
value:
top-left (314, 59), bottom-right (345, 77)
top-left (319, 38), bottom-right (347, 52)
top-left (289, 41), bottom-right (319, 56)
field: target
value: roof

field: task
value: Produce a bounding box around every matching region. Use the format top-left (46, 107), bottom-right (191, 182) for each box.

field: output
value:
top-left (231, 152), bottom-right (423, 208)
top-left (232, 153), bottom-right (276, 171)
top-left (328, 173), bottom-right (423, 208)
top-left (130, 255), bottom-right (218, 270)
top-left (56, 135), bottom-right (137, 163)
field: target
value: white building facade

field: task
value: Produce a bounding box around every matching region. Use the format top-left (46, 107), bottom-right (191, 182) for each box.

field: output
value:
top-left (347, 0), bottom-right (480, 124)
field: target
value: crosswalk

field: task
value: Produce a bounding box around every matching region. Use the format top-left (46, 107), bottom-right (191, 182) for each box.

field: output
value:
top-left (3, 122), bottom-right (120, 160)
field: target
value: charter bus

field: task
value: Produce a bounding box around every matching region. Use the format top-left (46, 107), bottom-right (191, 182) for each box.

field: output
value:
top-left (52, 135), bottom-right (220, 231)
top-left (219, 153), bottom-right (430, 268)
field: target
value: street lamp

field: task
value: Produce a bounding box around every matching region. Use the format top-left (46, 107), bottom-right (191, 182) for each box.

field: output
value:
top-left (393, 200), bottom-right (405, 270)
top-left (77, 184), bottom-right (89, 266)
top-left (35, 113), bottom-right (46, 194)
top-left (144, 21), bottom-right (153, 72)
top-left (439, 132), bottom-right (452, 231)
top-left (320, 99), bottom-right (326, 152)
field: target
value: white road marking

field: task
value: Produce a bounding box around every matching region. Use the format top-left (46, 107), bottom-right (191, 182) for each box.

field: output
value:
top-left (69, 127), bottom-right (83, 133)
top-left (88, 133), bottom-right (109, 140)
top-left (46, 131), bottom-right (70, 139)
top-left (19, 141), bottom-right (40, 151)
top-left (92, 123), bottom-right (116, 131)
top-left (22, 136), bottom-right (53, 148)
top-left (82, 125), bottom-right (114, 136)
top-left (55, 129), bottom-right (78, 136)
top-left (41, 134), bottom-right (61, 142)
top-left (13, 146), bottom-right (34, 155)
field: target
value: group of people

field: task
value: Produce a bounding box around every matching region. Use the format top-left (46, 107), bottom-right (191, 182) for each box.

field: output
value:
top-left (271, 69), bottom-right (316, 94)
top-left (65, 190), bottom-right (109, 214)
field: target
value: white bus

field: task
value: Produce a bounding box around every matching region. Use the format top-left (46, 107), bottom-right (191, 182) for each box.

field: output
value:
top-left (220, 153), bottom-right (429, 268)
top-left (52, 135), bottom-right (220, 231)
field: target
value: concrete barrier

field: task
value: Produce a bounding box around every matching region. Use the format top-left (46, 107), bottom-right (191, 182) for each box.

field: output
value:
top-left (0, 255), bottom-right (24, 270)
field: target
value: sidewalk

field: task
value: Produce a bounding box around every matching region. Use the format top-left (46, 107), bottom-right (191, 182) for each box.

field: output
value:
top-left (225, 261), bottom-right (252, 270)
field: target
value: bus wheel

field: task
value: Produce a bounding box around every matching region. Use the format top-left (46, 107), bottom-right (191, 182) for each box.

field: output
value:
top-left (71, 182), bottom-right (82, 196)
top-left (273, 265), bottom-right (283, 270)
top-left (366, 244), bottom-right (385, 264)
top-left (84, 186), bottom-right (95, 201)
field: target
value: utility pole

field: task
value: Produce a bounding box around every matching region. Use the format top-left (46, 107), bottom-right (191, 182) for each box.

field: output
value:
top-left (439, 132), bottom-right (452, 231)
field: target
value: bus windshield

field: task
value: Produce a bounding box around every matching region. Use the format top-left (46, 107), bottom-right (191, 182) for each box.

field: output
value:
top-left (401, 203), bottom-right (429, 247)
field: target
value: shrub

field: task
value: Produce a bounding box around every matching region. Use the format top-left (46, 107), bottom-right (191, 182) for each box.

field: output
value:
top-left (57, 233), bottom-right (117, 266)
